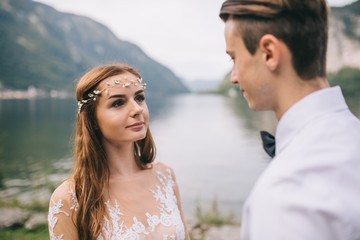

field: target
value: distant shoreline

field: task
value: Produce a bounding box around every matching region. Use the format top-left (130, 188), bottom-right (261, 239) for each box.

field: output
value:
top-left (0, 87), bottom-right (72, 99)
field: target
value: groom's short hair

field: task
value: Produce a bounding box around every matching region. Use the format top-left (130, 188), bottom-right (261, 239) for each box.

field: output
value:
top-left (220, 0), bottom-right (329, 80)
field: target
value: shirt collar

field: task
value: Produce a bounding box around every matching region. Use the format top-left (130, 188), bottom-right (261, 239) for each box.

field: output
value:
top-left (275, 86), bottom-right (348, 156)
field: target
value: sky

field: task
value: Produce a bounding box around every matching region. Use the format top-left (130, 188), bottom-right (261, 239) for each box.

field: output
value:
top-left (34, 0), bottom-right (357, 82)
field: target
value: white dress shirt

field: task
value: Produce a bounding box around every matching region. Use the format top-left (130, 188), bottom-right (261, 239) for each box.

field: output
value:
top-left (241, 86), bottom-right (360, 240)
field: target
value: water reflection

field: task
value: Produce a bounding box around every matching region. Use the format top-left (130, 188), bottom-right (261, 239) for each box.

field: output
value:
top-left (0, 98), bottom-right (76, 204)
top-left (146, 94), bottom-right (178, 123)
top-left (224, 95), bottom-right (277, 132)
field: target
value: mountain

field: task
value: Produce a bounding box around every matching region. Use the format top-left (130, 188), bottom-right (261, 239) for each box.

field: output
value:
top-left (217, 1), bottom-right (360, 96)
top-left (328, 0), bottom-right (360, 72)
top-left (0, 0), bottom-right (189, 95)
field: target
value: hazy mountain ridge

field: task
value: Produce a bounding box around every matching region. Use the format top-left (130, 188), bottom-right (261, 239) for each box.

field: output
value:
top-left (328, 1), bottom-right (360, 72)
top-left (0, 0), bottom-right (189, 94)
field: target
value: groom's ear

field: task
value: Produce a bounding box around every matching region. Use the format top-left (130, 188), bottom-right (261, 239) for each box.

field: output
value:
top-left (258, 34), bottom-right (281, 72)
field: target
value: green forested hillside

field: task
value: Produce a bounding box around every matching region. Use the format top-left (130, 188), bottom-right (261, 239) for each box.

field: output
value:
top-left (328, 68), bottom-right (360, 97)
top-left (0, 0), bottom-right (189, 94)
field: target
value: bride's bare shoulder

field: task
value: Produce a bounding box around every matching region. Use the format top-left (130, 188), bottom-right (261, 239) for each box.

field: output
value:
top-left (152, 161), bottom-right (173, 172)
top-left (50, 178), bottom-right (76, 203)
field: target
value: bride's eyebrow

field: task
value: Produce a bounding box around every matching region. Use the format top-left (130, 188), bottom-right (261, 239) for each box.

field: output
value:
top-left (107, 90), bottom-right (144, 99)
top-left (108, 94), bottom-right (125, 99)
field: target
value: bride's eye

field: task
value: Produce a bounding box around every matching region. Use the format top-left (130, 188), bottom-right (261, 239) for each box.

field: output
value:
top-left (135, 95), bottom-right (145, 103)
top-left (111, 99), bottom-right (125, 108)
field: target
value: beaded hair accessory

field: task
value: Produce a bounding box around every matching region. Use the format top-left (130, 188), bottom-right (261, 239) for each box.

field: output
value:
top-left (77, 76), bottom-right (146, 114)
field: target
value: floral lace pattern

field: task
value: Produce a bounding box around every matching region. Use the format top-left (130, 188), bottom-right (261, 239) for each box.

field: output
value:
top-left (48, 190), bottom-right (79, 240)
top-left (150, 169), bottom-right (185, 240)
top-left (48, 168), bottom-right (185, 240)
top-left (69, 190), bottom-right (79, 211)
top-left (48, 199), bottom-right (69, 240)
top-left (99, 169), bottom-right (185, 239)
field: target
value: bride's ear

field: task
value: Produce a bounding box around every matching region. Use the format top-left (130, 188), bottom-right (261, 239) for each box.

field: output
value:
top-left (259, 34), bottom-right (281, 72)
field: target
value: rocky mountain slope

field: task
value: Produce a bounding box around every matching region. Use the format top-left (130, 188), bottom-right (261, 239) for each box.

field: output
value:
top-left (0, 0), bottom-right (189, 95)
top-left (328, 1), bottom-right (360, 72)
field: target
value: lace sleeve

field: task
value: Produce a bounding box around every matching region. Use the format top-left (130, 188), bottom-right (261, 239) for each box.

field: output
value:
top-left (157, 163), bottom-right (190, 240)
top-left (48, 180), bottom-right (79, 240)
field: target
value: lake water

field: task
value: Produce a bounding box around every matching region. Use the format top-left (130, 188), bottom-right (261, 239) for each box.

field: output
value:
top-left (0, 93), bottom-right (359, 221)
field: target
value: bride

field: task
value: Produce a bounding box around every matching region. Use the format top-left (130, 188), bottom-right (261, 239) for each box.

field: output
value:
top-left (48, 64), bottom-right (189, 240)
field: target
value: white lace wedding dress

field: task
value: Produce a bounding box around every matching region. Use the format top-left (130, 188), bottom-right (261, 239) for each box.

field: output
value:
top-left (48, 162), bottom-right (187, 240)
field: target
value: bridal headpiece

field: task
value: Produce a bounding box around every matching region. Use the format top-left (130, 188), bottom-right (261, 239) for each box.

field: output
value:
top-left (77, 76), bottom-right (147, 114)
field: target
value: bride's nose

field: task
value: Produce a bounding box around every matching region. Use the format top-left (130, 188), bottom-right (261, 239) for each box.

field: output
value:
top-left (129, 100), bottom-right (143, 117)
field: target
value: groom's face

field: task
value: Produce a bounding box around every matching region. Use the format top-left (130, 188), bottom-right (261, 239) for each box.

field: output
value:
top-left (224, 18), bottom-right (275, 111)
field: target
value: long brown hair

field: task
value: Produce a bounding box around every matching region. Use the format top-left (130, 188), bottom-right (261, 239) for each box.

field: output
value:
top-left (73, 64), bottom-right (156, 239)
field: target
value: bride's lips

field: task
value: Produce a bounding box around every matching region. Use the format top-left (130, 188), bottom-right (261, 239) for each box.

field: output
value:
top-left (126, 121), bottom-right (145, 129)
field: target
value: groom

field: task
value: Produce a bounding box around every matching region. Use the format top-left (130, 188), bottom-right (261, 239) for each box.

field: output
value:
top-left (219, 0), bottom-right (360, 239)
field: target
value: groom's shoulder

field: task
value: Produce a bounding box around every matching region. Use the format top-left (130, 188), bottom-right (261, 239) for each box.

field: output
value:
top-left (319, 109), bottom-right (360, 142)
top-left (300, 106), bottom-right (360, 143)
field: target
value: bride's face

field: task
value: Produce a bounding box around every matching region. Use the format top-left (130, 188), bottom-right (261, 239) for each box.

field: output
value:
top-left (95, 73), bottom-right (149, 145)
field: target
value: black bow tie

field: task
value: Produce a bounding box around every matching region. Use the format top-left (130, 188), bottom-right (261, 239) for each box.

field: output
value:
top-left (260, 131), bottom-right (276, 158)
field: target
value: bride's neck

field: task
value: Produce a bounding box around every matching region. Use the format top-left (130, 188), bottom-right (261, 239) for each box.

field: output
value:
top-left (103, 141), bottom-right (141, 178)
